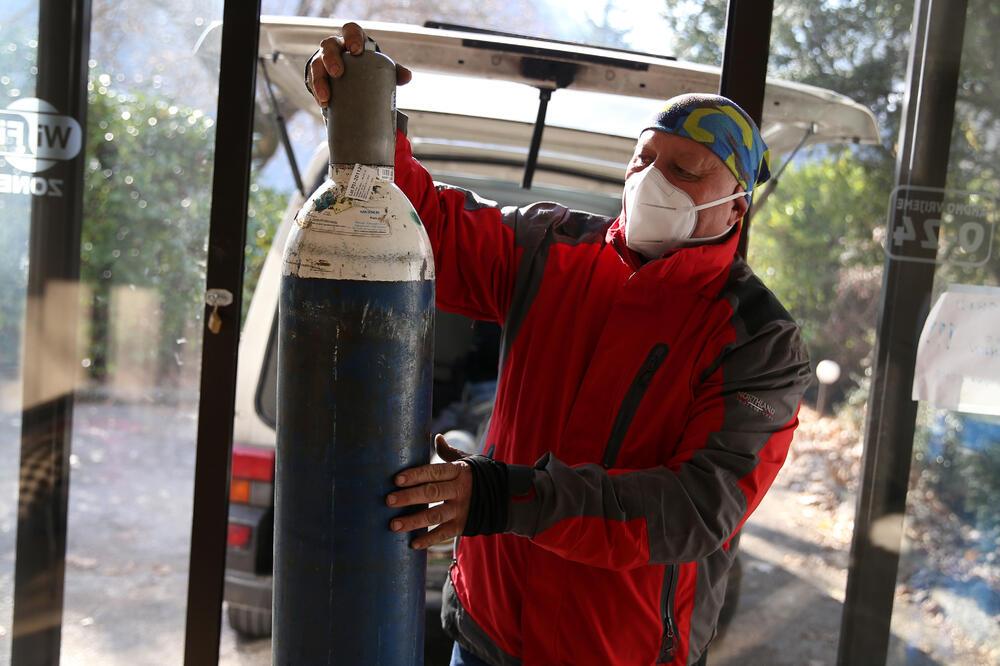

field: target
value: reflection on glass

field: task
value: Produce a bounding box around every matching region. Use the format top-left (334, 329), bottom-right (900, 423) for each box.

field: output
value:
top-left (0, 2), bottom-right (40, 663)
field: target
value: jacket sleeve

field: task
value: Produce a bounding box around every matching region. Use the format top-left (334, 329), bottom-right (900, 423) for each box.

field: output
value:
top-left (505, 316), bottom-right (812, 570)
top-left (392, 130), bottom-right (520, 322)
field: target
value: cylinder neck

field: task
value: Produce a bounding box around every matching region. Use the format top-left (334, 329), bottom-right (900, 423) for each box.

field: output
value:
top-left (326, 47), bottom-right (397, 168)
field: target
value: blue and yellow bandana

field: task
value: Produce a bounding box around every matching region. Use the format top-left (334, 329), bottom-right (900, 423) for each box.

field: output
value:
top-left (643, 93), bottom-right (771, 203)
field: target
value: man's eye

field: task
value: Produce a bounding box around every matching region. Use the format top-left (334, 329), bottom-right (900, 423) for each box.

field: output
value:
top-left (673, 164), bottom-right (697, 179)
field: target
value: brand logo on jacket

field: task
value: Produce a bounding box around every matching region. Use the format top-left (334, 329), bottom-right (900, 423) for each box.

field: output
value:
top-left (0, 97), bottom-right (81, 198)
top-left (737, 391), bottom-right (775, 420)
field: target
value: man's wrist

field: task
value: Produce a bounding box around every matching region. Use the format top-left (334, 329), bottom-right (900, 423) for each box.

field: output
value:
top-left (462, 455), bottom-right (508, 536)
top-left (461, 456), bottom-right (539, 538)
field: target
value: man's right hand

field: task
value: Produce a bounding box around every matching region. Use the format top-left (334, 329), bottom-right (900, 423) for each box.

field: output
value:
top-left (308, 22), bottom-right (413, 108)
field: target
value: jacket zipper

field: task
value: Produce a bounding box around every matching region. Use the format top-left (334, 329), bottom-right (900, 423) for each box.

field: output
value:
top-left (601, 343), bottom-right (669, 468)
top-left (657, 564), bottom-right (678, 663)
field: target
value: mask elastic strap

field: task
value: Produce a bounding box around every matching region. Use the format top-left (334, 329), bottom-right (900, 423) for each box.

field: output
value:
top-left (690, 189), bottom-right (752, 211)
top-left (641, 188), bottom-right (751, 212)
top-left (677, 220), bottom-right (739, 247)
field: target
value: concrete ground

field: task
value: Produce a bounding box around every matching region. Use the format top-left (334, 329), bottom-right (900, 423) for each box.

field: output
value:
top-left (0, 402), bottom-right (994, 665)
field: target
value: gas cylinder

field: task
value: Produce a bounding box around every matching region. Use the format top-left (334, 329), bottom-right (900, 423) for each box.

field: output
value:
top-left (273, 43), bottom-right (434, 665)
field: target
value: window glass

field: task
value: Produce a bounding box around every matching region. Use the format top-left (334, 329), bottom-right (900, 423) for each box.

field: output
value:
top-left (56, 1), bottom-right (223, 663)
top-left (887, 0), bottom-right (1000, 662)
top-left (710, 1), bottom-right (914, 663)
top-left (0, 2), bottom-right (39, 661)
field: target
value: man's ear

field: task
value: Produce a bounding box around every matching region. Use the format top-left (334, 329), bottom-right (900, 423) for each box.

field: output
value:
top-left (729, 190), bottom-right (749, 227)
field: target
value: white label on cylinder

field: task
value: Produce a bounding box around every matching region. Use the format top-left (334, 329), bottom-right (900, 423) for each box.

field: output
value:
top-left (303, 204), bottom-right (391, 237)
top-left (346, 164), bottom-right (378, 201)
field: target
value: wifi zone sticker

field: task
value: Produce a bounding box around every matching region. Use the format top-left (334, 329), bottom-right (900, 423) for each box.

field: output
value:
top-left (1, 97), bottom-right (82, 179)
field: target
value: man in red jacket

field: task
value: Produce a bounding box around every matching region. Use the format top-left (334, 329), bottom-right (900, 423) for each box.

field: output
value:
top-left (308, 24), bottom-right (811, 666)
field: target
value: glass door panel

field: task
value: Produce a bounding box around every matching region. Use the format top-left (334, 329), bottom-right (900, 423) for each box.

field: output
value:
top-left (712, 1), bottom-right (915, 663)
top-left (0, 2), bottom-right (41, 661)
top-left (58, 2), bottom-right (225, 664)
top-left (887, 0), bottom-right (1000, 662)
top-left (1, 1), bottom-right (224, 664)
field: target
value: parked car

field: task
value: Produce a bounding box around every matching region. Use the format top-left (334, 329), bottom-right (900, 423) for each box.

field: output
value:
top-left (199, 16), bottom-right (880, 652)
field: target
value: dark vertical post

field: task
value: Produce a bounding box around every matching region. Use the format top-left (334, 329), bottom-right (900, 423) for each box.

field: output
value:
top-left (260, 57), bottom-right (306, 198)
top-left (521, 88), bottom-right (552, 190)
top-left (718, 0), bottom-right (774, 259)
top-left (11, 1), bottom-right (92, 664)
top-left (182, 2), bottom-right (261, 664)
top-left (837, 1), bottom-right (967, 663)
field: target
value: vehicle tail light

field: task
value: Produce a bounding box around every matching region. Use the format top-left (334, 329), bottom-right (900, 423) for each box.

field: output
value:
top-left (228, 524), bottom-right (251, 549)
top-left (230, 478), bottom-right (251, 504)
top-left (230, 445), bottom-right (276, 507)
top-left (232, 445), bottom-right (275, 482)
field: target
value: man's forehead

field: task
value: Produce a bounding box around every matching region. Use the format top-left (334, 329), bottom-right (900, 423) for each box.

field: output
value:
top-left (637, 129), bottom-right (727, 170)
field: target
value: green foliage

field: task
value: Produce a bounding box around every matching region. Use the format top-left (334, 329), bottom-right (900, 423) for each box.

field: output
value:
top-left (661, 1), bottom-right (727, 64)
top-left (244, 182), bottom-right (285, 322)
top-left (749, 153), bottom-right (887, 384)
top-left (81, 72), bottom-right (287, 384)
top-left (0, 26), bottom-right (286, 384)
top-left (963, 443), bottom-right (1000, 535)
top-left (1, 19), bottom-right (287, 390)
top-left (944, 0), bottom-right (1000, 287)
top-left (665, 0), bottom-right (912, 148)
top-left (82, 74), bottom-right (216, 383)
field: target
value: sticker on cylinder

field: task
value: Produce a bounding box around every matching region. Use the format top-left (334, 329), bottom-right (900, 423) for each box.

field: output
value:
top-left (347, 164), bottom-right (377, 201)
top-left (303, 203), bottom-right (390, 236)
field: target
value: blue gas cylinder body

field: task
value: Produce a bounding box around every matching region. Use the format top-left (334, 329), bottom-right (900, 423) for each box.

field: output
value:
top-left (273, 46), bottom-right (434, 665)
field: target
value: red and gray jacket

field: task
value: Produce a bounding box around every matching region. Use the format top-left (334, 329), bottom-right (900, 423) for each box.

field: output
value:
top-left (394, 131), bottom-right (811, 665)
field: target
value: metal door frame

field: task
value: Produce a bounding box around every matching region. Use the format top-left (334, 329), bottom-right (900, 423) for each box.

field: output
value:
top-left (182, 2), bottom-right (262, 663)
top-left (718, 0), bottom-right (775, 260)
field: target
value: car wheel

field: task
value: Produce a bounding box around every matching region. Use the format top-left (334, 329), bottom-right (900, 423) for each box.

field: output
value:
top-left (227, 603), bottom-right (272, 638)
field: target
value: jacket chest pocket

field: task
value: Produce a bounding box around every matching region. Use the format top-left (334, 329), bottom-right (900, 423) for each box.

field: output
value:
top-left (601, 343), bottom-right (670, 468)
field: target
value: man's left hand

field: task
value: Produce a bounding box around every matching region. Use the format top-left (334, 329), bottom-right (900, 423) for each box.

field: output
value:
top-left (387, 434), bottom-right (472, 549)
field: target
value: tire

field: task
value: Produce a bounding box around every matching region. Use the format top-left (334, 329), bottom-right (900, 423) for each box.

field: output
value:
top-left (227, 603), bottom-right (272, 638)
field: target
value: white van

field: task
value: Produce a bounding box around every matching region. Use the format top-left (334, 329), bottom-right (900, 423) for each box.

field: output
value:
top-left (206, 16), bottom-right (879, 649)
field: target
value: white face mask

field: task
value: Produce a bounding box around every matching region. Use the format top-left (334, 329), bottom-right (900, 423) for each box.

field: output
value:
top-left (623, 165), bottom-right (750, 259)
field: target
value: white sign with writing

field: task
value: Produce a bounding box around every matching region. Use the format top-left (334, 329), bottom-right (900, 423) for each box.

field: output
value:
top-left (913, 284), bottom-right (1000, 415)
top-left (886, 186), bottom-right (995, 267)
top-left (0, 97), bottom-right (82, 198)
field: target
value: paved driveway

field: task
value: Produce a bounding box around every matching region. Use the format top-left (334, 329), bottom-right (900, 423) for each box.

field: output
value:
top-left (0, 401), bottom-right (974, 665)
